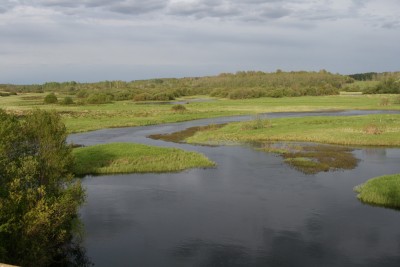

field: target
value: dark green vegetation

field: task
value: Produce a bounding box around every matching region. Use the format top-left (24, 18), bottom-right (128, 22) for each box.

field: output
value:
top-left (0, 110), bottom-right (88, 267)
top-left (0, 70), bottom-right (353, 102)
top-left (344, 72), bottom-right (400, 94)
top-left (72, 143), bottom-right (215, 175)
top-left (355, 174), bottom-right (400, 209)
top-left (258, 143), bottom-right (358, 174)
top-left (43, 92), bottom-right (58, 104)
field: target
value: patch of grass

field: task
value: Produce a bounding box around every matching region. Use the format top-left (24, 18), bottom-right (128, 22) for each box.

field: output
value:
top-left (260, 143), bottom-right (358, 174)
top-left (187, 114), bottom-right (400, 147)
top-left (149, 124), bottom-right (225, 143)
top-left (72, 143), bottom-right (215, 175)
top-left (354, 174), bottom-right (400, 209)
top-left (241, 114), bottom-right (271, 130)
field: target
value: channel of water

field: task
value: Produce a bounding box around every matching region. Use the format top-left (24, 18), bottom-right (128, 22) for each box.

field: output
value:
top-left (68, 110), bottom-right (400, 267)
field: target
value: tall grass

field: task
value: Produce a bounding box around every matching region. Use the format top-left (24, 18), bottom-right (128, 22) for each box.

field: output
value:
top-left (354, 174), bottom-right (400, 209)
top-left (73, 143), bottom-right (215, 175)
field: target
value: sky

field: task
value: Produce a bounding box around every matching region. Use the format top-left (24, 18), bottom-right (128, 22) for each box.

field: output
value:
top-left (0, 0), bottom-right (399, 84)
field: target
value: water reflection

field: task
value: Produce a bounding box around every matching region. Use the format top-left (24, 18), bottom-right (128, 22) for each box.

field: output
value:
top-left (70, 110), bottom-right (400, 266)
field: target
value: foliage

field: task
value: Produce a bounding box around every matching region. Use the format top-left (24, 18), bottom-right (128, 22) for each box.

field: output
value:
top-left (354, 174), bottom-right (400, 209)
top-left (72, 143), bottom-right (215, 175)
top-left (61, 96), bottom-right (74, 105)
top-left (0, 110), bottom-right (86, 266)
top-left (1, 70), bottom-right (356, 101)
top-left (86, 93), bottom-right (113, 104)
top-left (348, 72), bottom-right (377, 81)
top-left (44, 93), bottom-right (58, 104)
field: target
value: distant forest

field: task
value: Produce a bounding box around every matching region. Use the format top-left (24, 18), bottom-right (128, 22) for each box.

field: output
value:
top-left (0, 70), bottom-right (399, 102)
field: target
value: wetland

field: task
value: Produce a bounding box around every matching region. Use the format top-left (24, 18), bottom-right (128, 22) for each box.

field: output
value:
top-left (69, 110), bottom-right (400, 267)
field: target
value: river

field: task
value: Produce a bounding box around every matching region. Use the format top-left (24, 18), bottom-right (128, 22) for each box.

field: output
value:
top-left (68, 110), bottom-right (400, 267)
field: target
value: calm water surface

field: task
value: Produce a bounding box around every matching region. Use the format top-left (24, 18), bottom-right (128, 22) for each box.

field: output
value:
top-left (69, 111), bottom-right (400, 267)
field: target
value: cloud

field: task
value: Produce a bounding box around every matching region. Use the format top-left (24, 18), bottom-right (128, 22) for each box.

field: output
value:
top-left (1, 0), bottom-right (400, 83)
top-left (108, 0), bottom-right (168, 15)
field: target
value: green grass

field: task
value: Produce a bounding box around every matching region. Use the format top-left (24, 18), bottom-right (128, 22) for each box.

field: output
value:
top-left (72, 143), bottom-right (215, 175)
top-left (354, 174), bottom-right (400, 209)
top-left (186, 114), bottom-right (400, 147)
top-left (2, 93), bottom-right (400, 133)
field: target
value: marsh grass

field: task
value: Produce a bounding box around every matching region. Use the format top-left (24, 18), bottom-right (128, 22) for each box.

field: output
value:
top-left (354, 174), bottom-right (400, 209)
top-left (72, 143), bottom-right (215, 175)
top-left (187, 114), bottom-right (400, 147)
top-left (363, 123), bottom-right (386, 135)
top-left (149, 124), bottom-right (226, 143)
top-left (241, 114), bottom-right (271, 130)
top-left (261, 143), bottom-right (358, 174)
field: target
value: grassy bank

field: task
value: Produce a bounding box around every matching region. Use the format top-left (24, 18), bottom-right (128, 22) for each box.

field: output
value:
top-left (354, 174), bottom-right (400, 209)
top-left (186, 114), bottom-right (400, 147)
top-left (1, 93), bottom-right (400, 133)
top-left (72, 143), bottom-right (215, 175)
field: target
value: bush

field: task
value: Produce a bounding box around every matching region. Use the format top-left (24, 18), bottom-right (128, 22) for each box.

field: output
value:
top-left (44, 93), bottom-right (58, 104)
top-left (171, 104), bottom-right (187, 112)
top-left (87, 93), bottom-right (113, 104)
top-left (61, 96), bottom-right (74, 105)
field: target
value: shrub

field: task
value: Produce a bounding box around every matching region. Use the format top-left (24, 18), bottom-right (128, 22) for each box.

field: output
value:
top-left (44, 93), bottom-right (58, 104)
top-left (171, 104), bottom-right (187, 112)
top-left (61, 96), bottom-right (74, 105)
top-left (87, 93), bottom-right (113, 104)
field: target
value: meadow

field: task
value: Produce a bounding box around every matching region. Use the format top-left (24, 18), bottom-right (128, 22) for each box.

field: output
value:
top-left (1, 92), bottom-right (400, 133)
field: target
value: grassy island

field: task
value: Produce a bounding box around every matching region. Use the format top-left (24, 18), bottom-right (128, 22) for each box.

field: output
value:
top-left (355, 174), bottom-right (400, 209)
top-left (73, 143), bottom-right (215, 175)
top-left (186, 114), bottom-right (400, 147)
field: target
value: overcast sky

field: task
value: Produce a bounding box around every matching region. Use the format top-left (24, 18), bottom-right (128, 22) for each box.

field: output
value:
top-left (1, 0), bottom-right (399, 84)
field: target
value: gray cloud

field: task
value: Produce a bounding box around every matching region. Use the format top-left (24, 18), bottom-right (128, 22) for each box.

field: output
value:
top-left (108, 0), bottom-right (167, 15)
top-left (1, 0), bottom-right (399, 83)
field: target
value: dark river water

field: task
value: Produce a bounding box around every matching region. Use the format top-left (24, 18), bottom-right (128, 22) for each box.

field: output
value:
top-left (68, 110), bottom-right (400, 267)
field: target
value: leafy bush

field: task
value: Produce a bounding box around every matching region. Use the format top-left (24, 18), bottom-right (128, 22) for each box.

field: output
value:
top-left (44, 93), bottom-right (58, 104)
top-left (61, 96), bottom-right (74, 105)
top-left (87, 93), bottom-right (113, 104)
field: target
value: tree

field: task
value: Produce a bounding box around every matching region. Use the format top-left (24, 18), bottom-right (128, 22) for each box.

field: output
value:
top-left (0, 110), bottom-right (86, 266)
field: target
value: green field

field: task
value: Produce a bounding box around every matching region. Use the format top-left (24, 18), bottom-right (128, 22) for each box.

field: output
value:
top-left (186, 114), bottom-right (400, 147)
top-left (1, 93), bottom-right (400, 133)
top-left (72, 143), bottom-right (215, 175)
